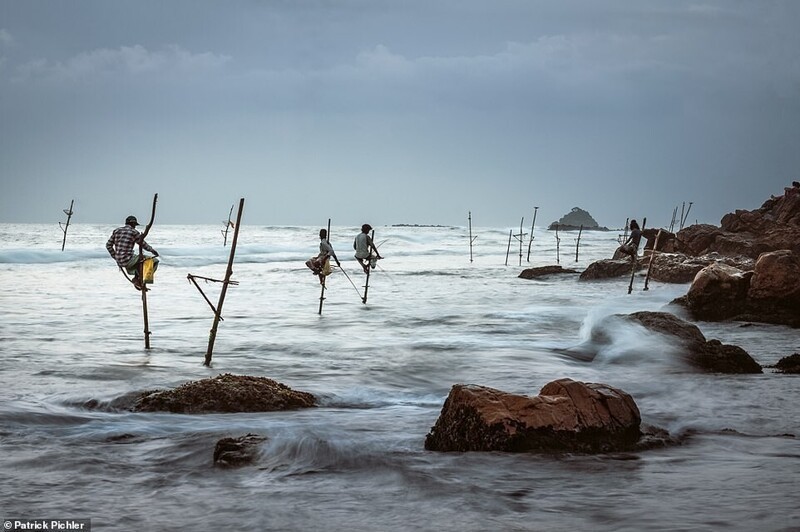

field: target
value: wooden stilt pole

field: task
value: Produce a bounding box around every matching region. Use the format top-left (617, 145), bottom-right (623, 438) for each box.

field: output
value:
top-left (318, 218), bottom-right (331, 315)
top-left (643, 229), bottom-right (662, 291)
top-left (362, 229), bottom-right (375, 304)
top-left (504, 229), bottom-right (512, 266)
top-left (205, 197), bottom-right (245, 366)
top-left (517, 217), bottom-right (525, 266)
top-left (575, 224), bottom-right (583, 262)
top-left (59, 200), bottom-right (74, 252)
top-left (526, 206), bottom-right (538, 262)
top-left (139, 194), bottom-right (158, 350)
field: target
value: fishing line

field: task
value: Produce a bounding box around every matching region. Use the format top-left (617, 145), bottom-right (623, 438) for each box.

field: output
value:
top-left (336, 266), bottom-right (364, 300)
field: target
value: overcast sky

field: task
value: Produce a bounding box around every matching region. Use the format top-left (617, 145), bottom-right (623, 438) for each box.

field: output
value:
top-left (1, 1), bottom-right (798, 228)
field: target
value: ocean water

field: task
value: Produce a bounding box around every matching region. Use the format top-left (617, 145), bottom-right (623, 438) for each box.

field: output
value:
top-left (1, 223), bottom-right (798, 532)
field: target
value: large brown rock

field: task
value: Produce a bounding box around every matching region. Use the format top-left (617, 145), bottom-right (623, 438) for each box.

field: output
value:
top-left (675, 184), bottom-right (800, 259)
top-left (679, 250), bottom-right (800, 327)
top-left (424, 378), bottom-right (670, 453)
top-left (132, 374), bottom-right (316, 413)
top-left (625, 311), bottom-right (762, 373)
top-left (684, 263), bottom-right (753, 321)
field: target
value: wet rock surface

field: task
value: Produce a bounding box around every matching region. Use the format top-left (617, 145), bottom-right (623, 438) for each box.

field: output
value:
top-left (131, 373), bottom-right (316, 413)
top-left (424, 378), bottom-right (673, 453)
top-left (214, 433), bottom-right (268, 467)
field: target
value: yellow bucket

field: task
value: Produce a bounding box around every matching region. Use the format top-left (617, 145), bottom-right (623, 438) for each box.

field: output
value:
top-left (142, 258), bottom-right (156, 284)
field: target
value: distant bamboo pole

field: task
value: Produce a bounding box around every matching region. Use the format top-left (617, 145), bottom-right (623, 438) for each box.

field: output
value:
top-left (139, 194), bottom-right (158, 349)
top-left (468, 211), bottom-right (477, 263)
top-left (318, 218), bottom-right (331, 315)
top-left (555, 224), bottom-right (561, 264)
top-left (205, 197), bottom-right (245, 366)
top-left (59, 200), bottom-right (74, 251)
top-left (680, 202), bottom-right (693, 230)
top-left (643, 229), bottom-right (662, 291)
top-left (526, 206), bottom-right (538, 262)
top-left (504, 229), bottom-right (512, 266)
top-left (575, 224), bottom-right (583, 262)
top-left (221, 204), bottom-right (234, 246)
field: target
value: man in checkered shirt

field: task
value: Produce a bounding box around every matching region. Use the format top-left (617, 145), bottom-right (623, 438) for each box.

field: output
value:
top-left (106, 215), bottom-right (159, 290)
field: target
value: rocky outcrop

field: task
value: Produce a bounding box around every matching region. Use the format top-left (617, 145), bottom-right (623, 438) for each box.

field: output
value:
top-left (132, 374), bottom-right (316, 413)
top-left (548, 207), bottom-right (609, 231)
top-left (774, 354), bottom-right (800, 374)
top-left (214, 433), bottom-right (267, 467)
top-left (675, 183), bottom-right (800, 259)
top-left (646, 253), bottom-right (755, 284)
top-left (579, 259), bottom-right (640, 280)
top-left (624, 311), bottom-right (762, 373)
top-left (519, 265), bottom-right (578, 279)
top-left (424, 378), bottom-right (672, 453)
top-left (677, 250), bottom-right (800, 327)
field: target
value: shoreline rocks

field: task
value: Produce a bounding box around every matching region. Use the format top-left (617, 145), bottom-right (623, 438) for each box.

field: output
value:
top-left (131, 373), bottom-right (316, 414)
top-left (424, 378), bottom-right (673, 453)
top-left (675, 183), bottom-right (800, 259)
top-left (676, 250), bottom-right (800, 327)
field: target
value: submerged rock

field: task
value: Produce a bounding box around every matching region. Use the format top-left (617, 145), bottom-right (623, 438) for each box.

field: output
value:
top-left (624, 311), bottom-right (762, 374)
top-left (774, 354), bottom-right (800, 374)
top-left (519, 265), bottom-right (578, 279)
top-left (424, 378), bottom-right (671, 453)
top-left (214, 433), bottom-right (267, 467)
top-left (132, 373), bottom-right (316, 413)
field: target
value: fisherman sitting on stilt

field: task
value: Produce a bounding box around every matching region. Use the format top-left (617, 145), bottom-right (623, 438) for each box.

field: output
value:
top-left (617, 219), bottom-right (642, 262)
top-left (106, 215), bottom-right (159, 291)
top-left (306, 228), bottom-right (340, 285)
top-left (353, 223), bottom-right (382, 274)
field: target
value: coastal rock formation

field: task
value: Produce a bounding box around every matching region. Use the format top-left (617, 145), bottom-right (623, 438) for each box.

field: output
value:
top-left (579, 258), bottom-right (640, 280)
top-left (646, 253), bottom-right (755, 284)
top-left (424, 378), bottom-right (671, 453)
top-left (774, 354), bottom-right (800, 374)
top-left (675, 183), bottom-right (800, 259)
top-left (132, 374), bottom-right (316, 413)
top-left (547, 207), bottom-right (609, 231)
top-left (678, 250), bottom-right (800, 327)
top-left (518, 265), bottom-right (578, 279)
top-left (214, 433), bottom-right (267, 467)
top-left (624, 311), bottom-right (762, 373)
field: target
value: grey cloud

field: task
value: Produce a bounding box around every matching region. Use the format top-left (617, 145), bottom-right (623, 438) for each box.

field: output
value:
top-left (13, 44), bottom-right (230, 83)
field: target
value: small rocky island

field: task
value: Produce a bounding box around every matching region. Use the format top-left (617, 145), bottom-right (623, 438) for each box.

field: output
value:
top-left (548, 207), bottom-right (609, 231)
